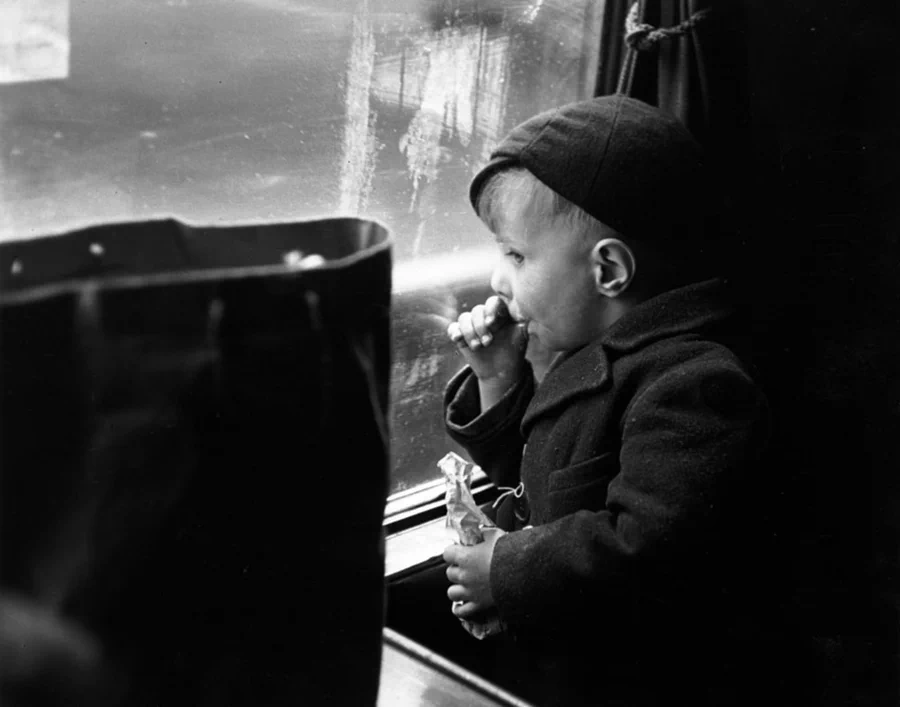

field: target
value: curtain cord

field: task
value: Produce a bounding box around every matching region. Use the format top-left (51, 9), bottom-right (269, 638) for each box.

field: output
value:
top-left (624, 2), bottom-right (712, 53)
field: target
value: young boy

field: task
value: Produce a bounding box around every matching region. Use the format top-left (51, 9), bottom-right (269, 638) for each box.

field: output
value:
top-left (441, 96), bottom-right (795, 706)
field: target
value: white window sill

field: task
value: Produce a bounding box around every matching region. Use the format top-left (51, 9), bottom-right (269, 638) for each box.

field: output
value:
top-left (385, 516), bottom-right (450, 577)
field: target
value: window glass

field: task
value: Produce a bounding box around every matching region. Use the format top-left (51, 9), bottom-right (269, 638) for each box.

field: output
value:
top-left (0, 0), bottom-right (602, 496)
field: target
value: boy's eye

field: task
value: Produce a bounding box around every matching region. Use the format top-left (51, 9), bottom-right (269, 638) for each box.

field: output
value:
top-left (505, 249), bottom-right (524, 264)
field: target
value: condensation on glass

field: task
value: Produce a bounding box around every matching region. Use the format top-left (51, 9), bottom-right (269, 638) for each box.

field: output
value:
top-left (0, 0), bottom-right (602, 495)
top-left (0, 0), bottom-right (69, 85)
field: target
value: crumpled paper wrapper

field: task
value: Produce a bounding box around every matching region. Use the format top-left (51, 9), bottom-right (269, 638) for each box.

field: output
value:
top-left (438, 452), bottom-right (505, 640)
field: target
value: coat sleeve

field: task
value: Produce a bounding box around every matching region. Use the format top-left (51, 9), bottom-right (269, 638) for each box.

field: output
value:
top-left (443, 365), bottom-right (535, 489)
top-left (489, 354), bottom-right (770, 632)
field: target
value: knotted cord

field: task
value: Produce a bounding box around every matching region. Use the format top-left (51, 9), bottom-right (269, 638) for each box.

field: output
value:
top-left (492, 481), bottom-right (525, 509)
top-left (624, 2), bottom-right (711, 52)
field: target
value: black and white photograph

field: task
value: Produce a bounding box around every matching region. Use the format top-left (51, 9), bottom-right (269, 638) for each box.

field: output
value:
top-left (1, 1), bottom-right (897, 705)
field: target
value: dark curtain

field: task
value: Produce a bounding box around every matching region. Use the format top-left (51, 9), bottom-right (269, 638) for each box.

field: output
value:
top-left (597, 0), bottom-right (758, 282)
top-left (595, 2), bottom-right (900, 705)
top-left (594, 0), bottom-right (632, 97)
top-left (598, 1), bottom-right (752, 146)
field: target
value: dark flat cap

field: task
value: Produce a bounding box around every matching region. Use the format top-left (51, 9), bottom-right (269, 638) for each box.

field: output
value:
top-left (470, 95), bottom-right (708, 243)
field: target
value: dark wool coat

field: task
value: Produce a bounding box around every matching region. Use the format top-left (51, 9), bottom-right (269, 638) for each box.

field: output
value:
top-left (444, 279), bottom-right (803, 706)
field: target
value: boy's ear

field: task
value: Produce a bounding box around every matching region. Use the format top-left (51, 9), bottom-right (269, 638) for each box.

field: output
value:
top-left (591, 238), bottom-right (636, 298)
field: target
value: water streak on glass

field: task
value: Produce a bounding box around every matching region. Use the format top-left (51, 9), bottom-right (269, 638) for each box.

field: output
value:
top-left (339, 0), bottom-right (379, 216)
top-left (0, 0), bottom-right (70, 85)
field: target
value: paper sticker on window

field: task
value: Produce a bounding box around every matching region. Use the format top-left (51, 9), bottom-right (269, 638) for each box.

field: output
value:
top-left (0, 0), bottom-right (69, 85)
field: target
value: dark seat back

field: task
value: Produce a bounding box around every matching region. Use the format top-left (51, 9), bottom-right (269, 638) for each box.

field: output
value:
top-left (1, 217), bottom-right (392, 706)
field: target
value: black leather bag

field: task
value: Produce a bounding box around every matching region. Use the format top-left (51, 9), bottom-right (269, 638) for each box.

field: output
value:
top-left (0, 217), bottom-right (392, 706)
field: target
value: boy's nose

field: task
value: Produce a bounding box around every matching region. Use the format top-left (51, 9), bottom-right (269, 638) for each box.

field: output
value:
top-left (490, 262), bottom-right (511, 300)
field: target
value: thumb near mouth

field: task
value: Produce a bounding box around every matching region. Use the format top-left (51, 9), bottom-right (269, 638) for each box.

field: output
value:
top-left (511, 321), bottom-right (529, 352)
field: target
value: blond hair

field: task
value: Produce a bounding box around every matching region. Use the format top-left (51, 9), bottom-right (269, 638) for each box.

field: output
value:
top-left (475, 167), bottom-right (607, 246)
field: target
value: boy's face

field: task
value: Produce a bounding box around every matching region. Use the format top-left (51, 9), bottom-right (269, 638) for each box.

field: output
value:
top-left (490, 213), bottom-right (606, 353)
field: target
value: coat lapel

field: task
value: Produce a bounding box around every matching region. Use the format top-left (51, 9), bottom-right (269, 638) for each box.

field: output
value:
top-left (522, 342), bottom-right (611, 432)
top-left (521, 278), bottom-right (734, 432)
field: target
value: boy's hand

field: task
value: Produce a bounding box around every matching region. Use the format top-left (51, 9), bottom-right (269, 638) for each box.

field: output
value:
top-left (443, 528), bottom-right (505, 619)
top-left (447, 297), bottom-right (527, 397)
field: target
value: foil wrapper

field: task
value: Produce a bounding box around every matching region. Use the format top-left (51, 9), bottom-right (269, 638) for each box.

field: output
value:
top-left (438, 452), bottom-right (505, 640)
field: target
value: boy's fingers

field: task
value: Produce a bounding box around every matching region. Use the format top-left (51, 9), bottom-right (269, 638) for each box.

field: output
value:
top-left (469, 305), bottom-right (492, 344)
top-left (442, 545), bottom-right (461, 565)
top-left (444, 544), bottom-right (476, 567)
top-left (448, 298), bottom-right (518, 351)
top-left (484, 296), bottom-right (509, 328)
top-left (447, 585), bottom-right (468, 602)
top-left (452, 601), bottom-right (479, 619)
top-left (511, 321), bottom-right (529, 352)
top-left (447, 322), bottom-right (466, 346)
top-left (455, 311), bottom-right (483, 350)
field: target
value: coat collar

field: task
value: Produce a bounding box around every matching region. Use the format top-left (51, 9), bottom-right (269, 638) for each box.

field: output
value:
top-left (522, 278), bottom-right (735, 430)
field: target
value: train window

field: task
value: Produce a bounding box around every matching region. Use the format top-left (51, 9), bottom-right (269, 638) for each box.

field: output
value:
top-left (0, 0), bottom-right (601, 500)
